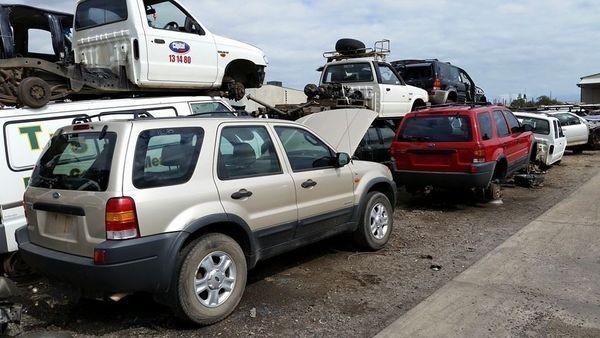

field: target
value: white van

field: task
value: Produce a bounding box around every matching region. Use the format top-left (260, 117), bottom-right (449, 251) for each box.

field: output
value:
top-left (0, 96), bottom-right (235, 264)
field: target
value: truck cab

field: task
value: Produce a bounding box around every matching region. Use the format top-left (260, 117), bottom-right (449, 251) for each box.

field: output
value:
top-left (316, 39), bottom-right (428, 118)
top-left (73, 0), bottom-right (266, 91)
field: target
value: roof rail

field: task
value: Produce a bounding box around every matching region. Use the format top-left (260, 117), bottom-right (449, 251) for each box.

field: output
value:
top-left (71, 110), bottom-right (154, 124)
top-left (414, 102), bottom-right (493, 111)
top-left (323, 39), bottom-right (390, 62)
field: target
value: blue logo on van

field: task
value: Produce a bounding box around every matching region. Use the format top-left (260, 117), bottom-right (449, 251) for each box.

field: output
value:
top-left (169, 41), bottom-right (190, 54)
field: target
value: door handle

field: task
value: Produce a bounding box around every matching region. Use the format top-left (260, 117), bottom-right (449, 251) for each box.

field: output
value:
top-left (301, 179), bottom-right (317, 188)
top-left (153, 39), bottom-right (165, 44)
top-left (386, 88), bottom-right (391, 92)
top-left (231, 189), bottom-right (253, 200)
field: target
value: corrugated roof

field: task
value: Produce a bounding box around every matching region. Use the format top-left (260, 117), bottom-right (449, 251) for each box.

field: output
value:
top-left (579, 73), bottom-right (600, 86)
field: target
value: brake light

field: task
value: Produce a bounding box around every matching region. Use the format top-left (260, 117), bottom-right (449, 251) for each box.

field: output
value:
top-left (433, 78), bottom-right (442, 90)
top-left (72, 124), bottom-right (90, 131)
top-left (473, 146), bottom-right (486, 164)
top-left (105, 197), bottom-right (139, 240)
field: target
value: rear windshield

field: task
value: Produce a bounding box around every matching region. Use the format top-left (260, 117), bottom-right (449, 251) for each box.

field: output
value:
top-left (397, 64), bottom-right (433, 80)
top-left (75, 0), bottom-right (127, 30)
top-left (399, 116), bottom-right (472, 142)
top-left (30, 131), bottom-right (117, 191)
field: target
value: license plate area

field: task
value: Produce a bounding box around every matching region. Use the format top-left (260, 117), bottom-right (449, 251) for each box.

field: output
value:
top-left (40, 212), bottom-right (78, 241)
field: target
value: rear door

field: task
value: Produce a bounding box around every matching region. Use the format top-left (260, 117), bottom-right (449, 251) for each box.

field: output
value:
top-left (142, 0), bottom-right (218, 85)
top-left (393, 113), bottom-right (475, 172)
top-left (214, 124), bottom-right (298, 246)
top-left (23, 125), bottom-right (126, 257)
top-left (273, 125), bottom-right (354, 238)
top-left (551, 119), bottom-right (566, 164)
top-left (503, 110), bottom-right (530, 170)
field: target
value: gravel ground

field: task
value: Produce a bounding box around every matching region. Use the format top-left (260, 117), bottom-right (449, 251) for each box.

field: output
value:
top-left (7, 151), bottom-right (600, 337)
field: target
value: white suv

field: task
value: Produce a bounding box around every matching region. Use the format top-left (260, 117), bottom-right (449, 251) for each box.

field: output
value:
top-left (17, 109), bottom-right (396, 325)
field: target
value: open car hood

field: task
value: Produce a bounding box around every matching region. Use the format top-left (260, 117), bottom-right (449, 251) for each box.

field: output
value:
top-left (296, 109), bottom-right (378, 155)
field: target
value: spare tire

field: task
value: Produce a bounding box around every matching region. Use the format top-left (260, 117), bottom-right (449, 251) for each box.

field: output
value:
top-left (335, 38), bottom-right (366, 55)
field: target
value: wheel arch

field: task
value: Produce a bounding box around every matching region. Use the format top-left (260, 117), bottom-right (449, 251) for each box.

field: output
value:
top-left (411, 98), bottom-right (427, 111)
top-left (222, 59), bottom-right (264, 88)
top-left (180, 214), bottom-right (259, 268)
top-left (492, 155), bottom-right (508, 180)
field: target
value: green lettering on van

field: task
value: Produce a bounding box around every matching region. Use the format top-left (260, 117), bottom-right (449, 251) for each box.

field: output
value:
top-left (19, 126), bottom-right (43, 150)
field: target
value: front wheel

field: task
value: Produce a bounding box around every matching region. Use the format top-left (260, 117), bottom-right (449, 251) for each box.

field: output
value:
top-left (172, 233), bottom-right (247, 325)
top-left (353, 192), bottom-right (393, 250)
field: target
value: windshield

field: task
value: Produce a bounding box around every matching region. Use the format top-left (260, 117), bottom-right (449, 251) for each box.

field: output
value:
top-left (322, 63), bottom-right (373, 83)
top-left (399, 116), bottom-right (472, 142)
top-left (30, 131), bottom-right (117, 191)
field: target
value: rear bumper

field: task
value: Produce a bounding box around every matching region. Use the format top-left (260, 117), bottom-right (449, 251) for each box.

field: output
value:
top-left (429, 90), bottom-right (449, 105)
top-left (393, 162), bottom-right (495, 189)
top-left (16, 227), bottom-right (185, 295)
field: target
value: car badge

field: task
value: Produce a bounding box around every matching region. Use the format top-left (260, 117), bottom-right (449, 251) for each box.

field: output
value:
top-left (52, 192), bottom-right (61, 199)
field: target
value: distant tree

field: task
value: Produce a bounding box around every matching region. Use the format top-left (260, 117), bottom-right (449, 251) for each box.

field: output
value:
top-left (536, 95), bottom-right (563, 106)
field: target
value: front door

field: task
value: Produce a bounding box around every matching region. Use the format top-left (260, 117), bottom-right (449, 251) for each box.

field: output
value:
top-left (551, 119), bottom-right (566, 164)
top-left (142, 0), bottom-right (218, 85)
top-left (273, 126), bottom-right (354, 238)
top-left (377, 63), bottom-right (412, 115)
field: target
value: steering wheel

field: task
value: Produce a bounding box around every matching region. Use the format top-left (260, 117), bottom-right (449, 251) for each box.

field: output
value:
top-left (77, 178), bottom-right (101, 191)
top-left (163, 21), bottom-right (179, 30)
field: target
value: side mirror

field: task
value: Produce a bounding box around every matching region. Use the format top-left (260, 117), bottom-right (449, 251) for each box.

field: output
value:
top-left (522, 124), bottom-right (534, 132)
top-left (335, 152), bottom-right (351, 167)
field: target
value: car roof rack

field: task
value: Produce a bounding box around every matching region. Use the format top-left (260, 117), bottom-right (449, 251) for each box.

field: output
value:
top-left (324, 39), bottom-right (390, 62)
top-left (71, 110), bottom-right (155, 124)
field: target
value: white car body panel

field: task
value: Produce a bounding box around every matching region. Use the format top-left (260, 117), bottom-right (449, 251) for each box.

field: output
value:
top-left (514, 112), bottom-right (566, 166)
top-left (545, 111), bottom-right (589, 147)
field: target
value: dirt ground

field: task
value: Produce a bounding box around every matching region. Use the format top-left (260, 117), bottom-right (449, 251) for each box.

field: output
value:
top-left (8, 151), bottom-right (600, 337)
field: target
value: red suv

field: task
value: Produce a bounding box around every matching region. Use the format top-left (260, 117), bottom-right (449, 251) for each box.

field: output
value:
top-left (390, 105), bottom-right (534, 197)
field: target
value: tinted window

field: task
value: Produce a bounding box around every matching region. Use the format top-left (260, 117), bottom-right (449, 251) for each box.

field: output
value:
top-left (448, 66), bottom-right (460, 81)
top-left (75, 0), bottom-right (127, 30)
top-left (399, 116), bottom-right (472, 142)
top-left (397, 64), bottom-right (433, 80)
top-left (519, 117), bottom-right (550, 135)
top-left (275, 127), bottom-right (334, 171)
top-left (493, 110), bottom-right (510, 137)
top-left (217, 126), bottom-right (281, 180)
top-left (323, 63), bottom-right (373, 83)
top-left (378, 64), bottom-right (401, 85)
top-left (478, 112), bottom-right (493, 140)
top-left (30, 131), bottom-right (117, 191)
top-left (191, 102), bottom-right (231, 114)
top-left (503, 111), bottom-right (521, 133)
top-left (133, 127), bottom-right (203, 189)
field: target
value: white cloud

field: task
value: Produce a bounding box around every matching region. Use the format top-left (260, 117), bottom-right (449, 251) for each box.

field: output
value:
top-left (4, 0), bottom-right (599, 101)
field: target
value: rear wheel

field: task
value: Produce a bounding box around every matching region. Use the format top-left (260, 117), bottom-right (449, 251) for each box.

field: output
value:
top-left (172, 233), bottom-right (247, 325)
top-left (353, 192), bottom-right (393, 250)
top-left (589, 130), bottom-right (600, 150)
top-left (484, 180), bottom-right (502, 201)
top-left (18, 77), bottom-right (51, 108)
top-left (572, 146), bottom-right (584, 154)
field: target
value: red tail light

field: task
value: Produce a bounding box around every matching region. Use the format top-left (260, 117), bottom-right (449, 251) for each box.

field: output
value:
top-left (433, 78), bottom-right (442, 90)
top-left (105, 197), bottom-right (139, 240)
top-left (472, 146), bottom-right (486, 164)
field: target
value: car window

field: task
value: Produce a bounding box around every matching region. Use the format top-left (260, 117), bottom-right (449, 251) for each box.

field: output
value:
top-left (554, 113), bottom-right (581, 126)
top-left (493, 110), bottom-right (510, 137)
top-left (143, 0), bottom-right (203, 34)
top-left (554, 120), bottom-right (564, 138)
top-left (396, 64), bottom-right (433, 81)
top-left (477, 112), bottom-right (493, 140)
top-left (519, 117), bottom-right (550, 135)
top-left (503, 111), bottom-right (521, 133)
top-left (30, 131), bottom-right (117, 191)
top-left (448, 66), bottom-right (460, 81)
top-left (274, 126), bottom-right (335, 171)
top-left (133, 127), bottom-right (203, 189)
top-left (217, 126), bottom-right (281, 180)
top-left (378, 120), bottom-right (397, 146)
top-left (323, 63), bottom-right (373, 83)
top-left (75, 0), bottom-right (127, 30)
top-left (378, 64), bottom-right (402, 85)
top-left (399, 115), bottom-right (472, 142)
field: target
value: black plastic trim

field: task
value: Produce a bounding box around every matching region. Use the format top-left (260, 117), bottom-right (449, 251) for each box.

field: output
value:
top-left (32, 202), bottom-right (85, 216)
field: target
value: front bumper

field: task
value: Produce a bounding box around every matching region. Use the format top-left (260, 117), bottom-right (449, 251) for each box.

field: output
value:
top-left (16, 227), bottom-right (185, 295)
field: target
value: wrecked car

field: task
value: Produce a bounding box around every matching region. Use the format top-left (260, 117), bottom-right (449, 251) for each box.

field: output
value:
top-left (514, 112), bottom-right (566, 168)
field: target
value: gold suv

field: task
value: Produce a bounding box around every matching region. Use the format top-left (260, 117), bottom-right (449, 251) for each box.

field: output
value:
top-left (17, 109), bottom-right (396, 325)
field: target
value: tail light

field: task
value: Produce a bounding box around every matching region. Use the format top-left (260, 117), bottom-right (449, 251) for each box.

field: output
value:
top-left (433, 78), bottom-right (442, 90)
top-left (105, 197), bottom-right (139, 240)
top-left (473, 146), bottom-right (486, 164)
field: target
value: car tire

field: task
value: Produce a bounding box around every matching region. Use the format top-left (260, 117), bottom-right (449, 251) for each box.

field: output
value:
top-left (572, 146), bottom-right (584, 154)
top-left (335, 38), bottom-right (366, 55)
top-left (484, 181), bottom-right (502, 201)
top-left (18, 77), bottom-right (51, 108)
top-left (353, 192), bottom-right (393, 251)
top-left (172, 233), bottom-right (247, 325)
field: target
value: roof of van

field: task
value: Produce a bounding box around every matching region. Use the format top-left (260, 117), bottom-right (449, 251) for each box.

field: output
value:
top-left (0, 96), bottom-right (232, 117)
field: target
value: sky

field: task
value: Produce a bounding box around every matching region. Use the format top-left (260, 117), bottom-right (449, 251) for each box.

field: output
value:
top-left (6, 0), bottom-right (600, 103)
